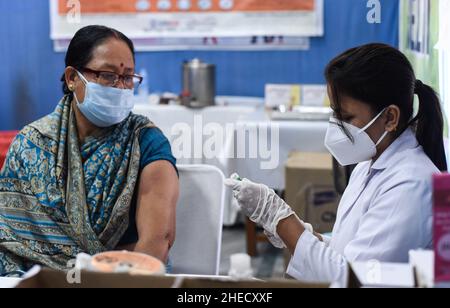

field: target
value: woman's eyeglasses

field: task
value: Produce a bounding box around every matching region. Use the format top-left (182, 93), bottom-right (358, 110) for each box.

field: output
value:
top-left (82, 67), bottom-right (143, 90)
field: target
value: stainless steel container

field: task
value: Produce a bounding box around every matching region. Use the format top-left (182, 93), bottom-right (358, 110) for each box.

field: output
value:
top-left (182, 59), bottom-right (216, 108)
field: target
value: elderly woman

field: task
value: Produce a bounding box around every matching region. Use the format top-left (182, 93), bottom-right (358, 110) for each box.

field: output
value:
top-left (0, 25), bottom-right (179, 276)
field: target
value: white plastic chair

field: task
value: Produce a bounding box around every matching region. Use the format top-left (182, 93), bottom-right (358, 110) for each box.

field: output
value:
top-left (170, 165), bottom-right (225, 276)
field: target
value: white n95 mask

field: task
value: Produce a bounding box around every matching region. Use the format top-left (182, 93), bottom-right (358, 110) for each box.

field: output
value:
top-left (325, 108), bottom-right (388, 166)
top-left (74, 71), bottom-right (135, 128)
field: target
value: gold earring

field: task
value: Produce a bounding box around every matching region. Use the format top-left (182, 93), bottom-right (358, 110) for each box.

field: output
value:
top-left (69, 84), bottom-right (74, 91)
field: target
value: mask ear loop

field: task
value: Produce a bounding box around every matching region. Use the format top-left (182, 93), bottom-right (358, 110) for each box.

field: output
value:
top-left (375, 130), bottom-right (389, 147)
top-left (76, 70), bottom-right (89, 85)
top-left (357, 107), bottom-right (390, 147)
top-left (358, 107), bottom-right (388, 133)
top-left (73, 70), bottom-right (88, 106)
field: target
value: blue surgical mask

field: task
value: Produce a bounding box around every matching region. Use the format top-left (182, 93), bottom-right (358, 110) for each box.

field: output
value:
top-left (73, 71), bottom-right (135, 128)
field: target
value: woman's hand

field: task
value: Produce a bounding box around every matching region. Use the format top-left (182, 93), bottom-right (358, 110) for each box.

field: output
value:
top-left (225, 174), bottom-right (312, 248)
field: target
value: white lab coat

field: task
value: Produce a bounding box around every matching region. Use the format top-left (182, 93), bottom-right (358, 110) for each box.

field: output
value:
top-left (287, 128), bottom-right (439, 284)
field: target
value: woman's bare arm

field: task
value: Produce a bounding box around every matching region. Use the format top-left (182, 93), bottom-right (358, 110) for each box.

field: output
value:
top-left (133, 161), bottom-right (179, 263)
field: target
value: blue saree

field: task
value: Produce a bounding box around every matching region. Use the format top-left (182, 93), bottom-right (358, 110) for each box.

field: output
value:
top-left (0, 96), bottom-right (154, 275)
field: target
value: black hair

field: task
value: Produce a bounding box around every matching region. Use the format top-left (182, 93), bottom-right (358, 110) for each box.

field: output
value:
top-left (325, 43), bottom-right (447, 172)
top-left (61, 25), bottom-right (135, 97)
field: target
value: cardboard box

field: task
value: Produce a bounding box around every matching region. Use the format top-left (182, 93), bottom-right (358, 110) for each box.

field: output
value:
top-left (285, 152), bottom-right (339, 234)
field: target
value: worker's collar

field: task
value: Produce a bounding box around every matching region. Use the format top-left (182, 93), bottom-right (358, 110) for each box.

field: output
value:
top-left (370, 128), bottom-right (419, 171)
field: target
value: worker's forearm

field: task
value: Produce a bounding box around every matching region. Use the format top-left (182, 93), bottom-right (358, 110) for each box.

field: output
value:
top-left (277, 215), bottom-right (305, 255)
top-left (277, 215), bottom-right (324, 255)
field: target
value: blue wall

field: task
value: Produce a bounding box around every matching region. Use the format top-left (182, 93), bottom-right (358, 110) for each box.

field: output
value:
top-left (0, 0), bottom-right (399, 130)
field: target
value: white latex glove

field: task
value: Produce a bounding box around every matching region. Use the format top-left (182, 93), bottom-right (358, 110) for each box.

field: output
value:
top-left (225, 174), bottom-right (313, 248)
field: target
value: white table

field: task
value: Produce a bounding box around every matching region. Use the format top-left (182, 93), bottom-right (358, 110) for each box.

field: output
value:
top-left (133, 98), bottom-right (329, 224)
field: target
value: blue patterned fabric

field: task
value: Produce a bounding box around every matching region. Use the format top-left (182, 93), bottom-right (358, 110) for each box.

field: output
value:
top-left (118, 127), bottom-right (177, 246)
top-left (139, 127), bottom-right (177, 171)
top-left (0, 96), bottom-right (155, 276)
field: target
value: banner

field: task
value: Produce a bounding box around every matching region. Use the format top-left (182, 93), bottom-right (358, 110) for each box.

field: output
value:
top-left (51, 0), bottom-right (323, 38)
top-left (49, 0), bottom-right (323, 51)
top-left (52, 36), bottom-right (311, 52)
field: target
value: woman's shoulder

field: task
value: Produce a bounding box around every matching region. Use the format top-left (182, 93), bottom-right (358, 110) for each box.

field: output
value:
top-left (390, 146), bottom-right (440, 181)
top-left (136, 125), bottom-right (176, 171)
top-left (129, 112), bottom-right (150, 122)
top-left (9, 97), bottom-right (71, 155)
top-left (350, 144), bottom-right (439, 188)
top-left (27, 103), bottom-right (68, 142)
top-left (369, 147), bottom-right (439, 203)
top-left (7, 119), bottom-right (56, 158)
top-left (138, 125), bottom-right (170, 152)
top-left (18, 116), bottom-right (60, 154)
